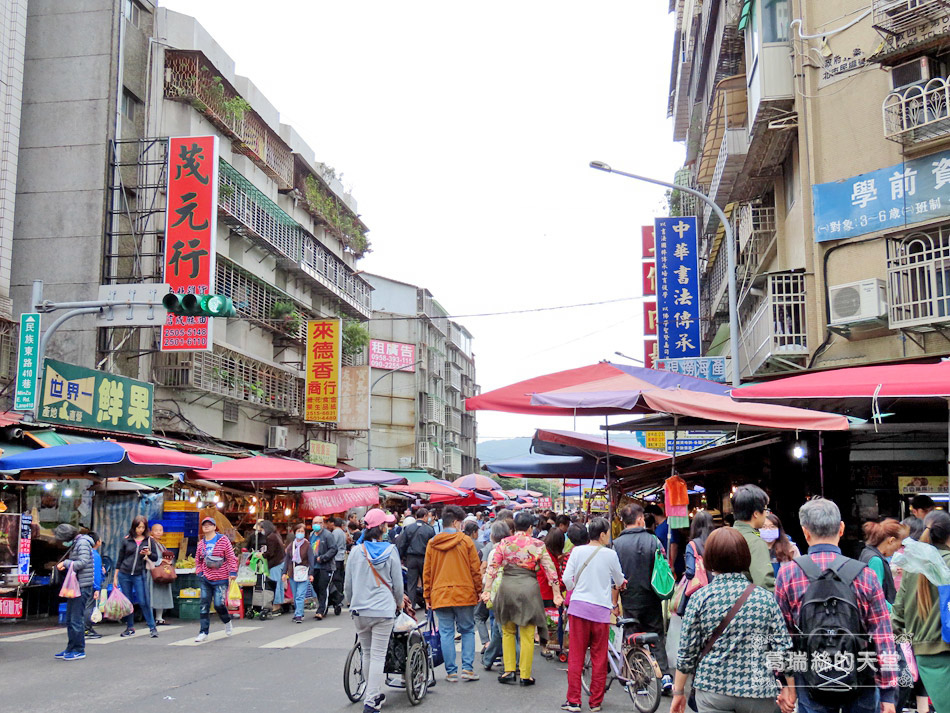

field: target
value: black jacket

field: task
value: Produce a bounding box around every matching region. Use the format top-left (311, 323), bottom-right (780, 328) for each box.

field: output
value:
top-left (397, 521), bottom-right (435, 558)
top-left (116, 536), bottom-right (160, 576)
top-left (860, 544), bottom-right (896, 604)
top-left (613, 527), bottom-right (662, 611)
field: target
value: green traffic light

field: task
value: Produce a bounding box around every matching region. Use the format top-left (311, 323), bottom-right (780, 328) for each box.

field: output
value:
top-left (163, 293), bottom-right (235, 318)
top-left (201, 294), bottom-right (236, 318)
top-left (162, 293), bottom-right (183, 314)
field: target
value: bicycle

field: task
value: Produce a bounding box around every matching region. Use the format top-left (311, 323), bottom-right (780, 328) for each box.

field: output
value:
top-left (580, 617), bottom-right (662, 713)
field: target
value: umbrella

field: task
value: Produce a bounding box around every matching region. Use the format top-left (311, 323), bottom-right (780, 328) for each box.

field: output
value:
top-left (385, 481), bottom-right (467, 497)
top-left (337, 469), bottom-right (409, 486)
top-left (532, 429), bottom-right (668, 463)
top-left (453, 473), bottom-right (501, 491)
top-left (0, 441), bottom-right (213, 477)
top-left (507, 488), bottom-right (543, 498)
top-left (195, 456), bottom-right (338, 485)
top-left (482, 454), bottom-right (609, 478)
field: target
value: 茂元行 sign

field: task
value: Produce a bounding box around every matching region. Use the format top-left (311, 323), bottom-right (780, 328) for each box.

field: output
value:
top-left (39, 359), bottom-right (153, 435)
top-left (655, 217), bottom-right (701, 359)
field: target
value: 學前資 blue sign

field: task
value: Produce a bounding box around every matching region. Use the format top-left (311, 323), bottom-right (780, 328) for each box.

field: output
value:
top-left (655, 216), bottom-right (701, 359)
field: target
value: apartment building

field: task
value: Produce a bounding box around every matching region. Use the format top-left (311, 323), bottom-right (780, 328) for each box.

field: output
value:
top-left (667, 0), bottom-right (950, 378)
top-left (11, 1), bottom-right (372, 457)
top-left (361, 274), bottom-right (479, 478)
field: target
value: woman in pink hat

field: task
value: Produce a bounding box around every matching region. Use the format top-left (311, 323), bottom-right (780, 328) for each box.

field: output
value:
top-left (344, 509), bottom-right (405, 713)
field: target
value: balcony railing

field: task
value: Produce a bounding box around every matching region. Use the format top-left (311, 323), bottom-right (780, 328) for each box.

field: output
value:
top-left (418, 441), bottom-right (438, 469)
top-left (425, 395), bottom-right (445, 425)
top-left (216, 258), bottom-right (307, 341)
top-left (446, 365), bottom-right (461, 392)
top-left (872, 0), bottom-right (950, 38)
top-left (704, 126), bottom-right (750, 231)
top-left (446, 447), bottom-right (463, 476)
top-left (887, 225), bottom-right (950, 329)
top-left (217, 159), bottom-right (371, 319)
top-left (706, 241), bottom-right (731, 317)
top-left (445, 408), bottom-right (462, 435)
top-left (164, 51), bottom-right (293, 189)
top-left (739, 273), bottom-right (808, 377)
top-left (883, 78), bottom-right (950, 145)
top-left (153, 346), bottom-right (303, 415)
top-left (736, 205), bottom-right (778, 294)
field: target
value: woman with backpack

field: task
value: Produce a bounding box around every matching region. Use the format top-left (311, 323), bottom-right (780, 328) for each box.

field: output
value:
top-left (194, 516), bottom-right (238, 643)
top-left (114, 515), bottom-right (160, 638)
top-left (860, 518), bottom-right (907, 607)
top-left (892, 510), bottom-right (950, 713)
top-left (344, 508), bottom-right (404, 713)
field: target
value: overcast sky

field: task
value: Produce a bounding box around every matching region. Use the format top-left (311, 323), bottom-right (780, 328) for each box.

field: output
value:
top-left (159, 0), bottom-right (684, 442)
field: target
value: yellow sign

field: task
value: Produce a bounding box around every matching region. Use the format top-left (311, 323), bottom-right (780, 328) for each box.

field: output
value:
top-left (308, 440), bottom-right (338, 466)
top-left (305, 319), bottom-right (341, 423)
top-left (645, 431), bottom-right (665, 450)
top-left (898, 476), bottom-right (949, 494)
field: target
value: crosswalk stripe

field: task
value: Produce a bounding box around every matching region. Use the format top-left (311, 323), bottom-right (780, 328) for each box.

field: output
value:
top-left (259, 626), bottom-right (339, 649)
top-left (1, 628), bottom-right (63, 642)
top-left (169, 626), bottom-right (259, 646)
top-left (87, 626), bottom-right (182, 644)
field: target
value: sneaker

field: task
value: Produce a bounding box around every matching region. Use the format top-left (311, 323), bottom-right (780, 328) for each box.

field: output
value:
top-left (149, 628), bottom-right (158, 639)
top-left (54, 650), bottom-right (68, 659)
top-left (85, 630), bottom-right (102, 640)
top-left (661, 674), bottom-right (673, 695)
top-left (363, 693), bottom-right (385, 713)
top-left (293, 616), bottom-right (302, 624)
top-left (445, 672), bottom-right (459, 682)
top-left (589, 706), bottom-right (602, 712)
top-left (63, 652), bottom-right (86, 661)
top-left (561, 703), bottom-right (581, 712)
top-left (194, 632), bottom-right (208, 643)
top-left (120, 628), bottom-right (135, 637)
top-left (460, 670), bottom-right (480, 681)
top-left (225, 621), bottom-right (233, 637)
top-left (334, 605), bottom-right (342, 616)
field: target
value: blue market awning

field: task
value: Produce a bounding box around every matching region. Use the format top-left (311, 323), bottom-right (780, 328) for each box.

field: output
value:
top-left (482, 453), bottom-right (608, 478)
top-left (0, 441), bottom-right (213, 477)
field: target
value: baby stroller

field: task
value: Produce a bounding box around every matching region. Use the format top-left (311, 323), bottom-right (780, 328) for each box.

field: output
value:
top-left (344, 609), bottom-right (438, 706)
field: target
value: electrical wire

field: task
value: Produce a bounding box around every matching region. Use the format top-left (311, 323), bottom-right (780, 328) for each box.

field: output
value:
top-left (790, 8), bottom-right (871, 41)
top-left (367, 296), bottom-right (640, 322)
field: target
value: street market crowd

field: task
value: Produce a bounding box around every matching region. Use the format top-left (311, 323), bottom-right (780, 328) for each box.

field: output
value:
top-left (45, 490), bottom-right (950, 713)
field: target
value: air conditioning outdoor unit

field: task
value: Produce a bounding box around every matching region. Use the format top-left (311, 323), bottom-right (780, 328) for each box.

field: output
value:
top-left (398, 457), bottom-right (412, 468)
top-left (267, 425), bottom-right (289, 450)
top-left (891, 56), bottom-right (934, 90)
top-left (829, 279), bottom-right (888, 326)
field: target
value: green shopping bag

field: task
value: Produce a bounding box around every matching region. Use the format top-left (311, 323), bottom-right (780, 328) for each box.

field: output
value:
top-left (651, 548), bottom-right (675, 600)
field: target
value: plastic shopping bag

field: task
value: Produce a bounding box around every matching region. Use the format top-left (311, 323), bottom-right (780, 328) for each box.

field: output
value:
top-left (59, 565), bottom-right (80, 599)
top-left (227, 579), bottom-right (242, 609)
top-left (90, 607), bottom-right (103, 624)
top-left (236, 553), bottom-right (257, 586)
top-left (103, 587), bottom-right (134, 621)
top-left (393, 611), bottom-right (417, 634)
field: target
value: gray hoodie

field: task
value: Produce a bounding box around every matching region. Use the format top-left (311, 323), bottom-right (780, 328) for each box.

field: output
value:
top-left (63, 534), bottom-right (95, 589)
top-left (344, 541), bottom-right (403, 618)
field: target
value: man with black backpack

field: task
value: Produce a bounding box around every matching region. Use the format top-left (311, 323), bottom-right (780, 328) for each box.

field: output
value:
top-left (775, 498), bottom-right (898, 713)
top-left (397, 507), bottom-right (435, 610)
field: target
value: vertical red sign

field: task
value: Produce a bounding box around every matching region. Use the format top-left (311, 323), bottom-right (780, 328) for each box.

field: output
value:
top-left (643, 339), bottom-right (658, 369)
top-left (641, 225), bottom-right (655, 260)
top-left (162, 136), bottom-right (219, 352)
top-left (643, 301), bottom-right (658, 336)
top-left (642, 262), bottom-right (656, 296)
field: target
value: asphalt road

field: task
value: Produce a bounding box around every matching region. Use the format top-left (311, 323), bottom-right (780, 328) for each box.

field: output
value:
top-left (1, 611), bottom-right (673, 713)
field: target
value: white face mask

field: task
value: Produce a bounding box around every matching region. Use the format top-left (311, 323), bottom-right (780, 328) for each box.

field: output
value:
top-left (759, 527), bottom-right (780, 542)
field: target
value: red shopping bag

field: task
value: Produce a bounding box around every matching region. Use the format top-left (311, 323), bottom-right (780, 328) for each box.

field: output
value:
top-left (59, 565), bottom-right (80, 599)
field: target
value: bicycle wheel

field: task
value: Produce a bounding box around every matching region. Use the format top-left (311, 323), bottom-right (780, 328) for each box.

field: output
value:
top-left (624, 648), bottom-right (661, 713)
top-left (580, 649), bottom-right (592, 695)
top-left (344, 642), bottom-right (366, 703)
top-left (405, 642), bottom-right (430, 705)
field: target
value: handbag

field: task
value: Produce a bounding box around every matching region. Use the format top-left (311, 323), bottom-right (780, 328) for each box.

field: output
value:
top-left (670, 576), bottom-right (688, 613)
top-left (293, 565), bottom-right (309, 582)
top-left (686, 583), bottom-right (756, 711)
top-left (684, 541), bottom-right (709, 597)
top-left (144, 537), bottom-right (158, 571)
top-left (425, 608), bottom-right (444, 668)
top-left (651, 546), bottom-right (675, 600)
top-left (151, 559), bottom-right (177, 584)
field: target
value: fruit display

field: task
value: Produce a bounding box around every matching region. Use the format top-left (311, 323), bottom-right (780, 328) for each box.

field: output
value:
top-left (175, 555), bottom-right (196, 569)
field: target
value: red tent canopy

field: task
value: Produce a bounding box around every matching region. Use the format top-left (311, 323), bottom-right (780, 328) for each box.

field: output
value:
top-left (734, 362), bottom-right (950, 399)
top-left (299, 486), bottom-right (379, 517)
top-left (194, 456), bottom-right (338, 485)
top-left (534, 429), bottom-right (668, 462)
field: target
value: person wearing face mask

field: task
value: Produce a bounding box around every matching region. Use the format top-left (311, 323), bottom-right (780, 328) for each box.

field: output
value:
top-left (761, 513), bottom-right (800, 577)
top-left (309, 515), bottom-right (339, 620)
top-left (282, 523), bottom-right (315, 622)
top-left (730, 484), bottom-right (775, 591)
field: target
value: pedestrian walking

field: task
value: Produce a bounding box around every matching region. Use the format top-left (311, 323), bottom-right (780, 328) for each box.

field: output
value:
top-left (194, 515), bottom-right (238, 642)
top-left (53, 524), bottom-right (94, 661)
top-left (538, 527), bottom-right (565, 659)
top-left (282, 523), bottom-right (315, 622)
top-left (483, 510), bottom-right (562, 686)
top-left (676, 509), bottom-right (715, 615)
top-left (345, 508), bottom-right (404, 713)
top-left (114, 515), bottom-right (160, 638)
top-left (910, 494), bottom-right (936, 520)
top-left (309, 515), bottom-right (339, 620)
top-left (731, 484), bottom-right (775, 591)
top-left (422, 505), bottom-right (483, 682)
top-left (83, 531), bottom-right (103, 639)
top-left (671, 527), bottom-right (793, 713)
top-left (327, 517), bottom-right (347, 616)
top-left (561, 517), bottom-right (625, 713)
top-left (256, 519), bottom-right (286, 615)
top-left (860, 518), bottom-right (907, 607)
top-left (893, 510), bottom-right (950, 713)
top-left (762, 512), bottom-right (800, 578)
top-left (774, 498), bottom-right (898, 713)
top-left (147, 522), bottom-right (174, 626)
top-left (396, 507), bottom-right (434, 610)
top-left (480, 520), bottom-right (512, 671)
top-left (648, 504), bottom-right (685, 577)
top-left (613, 504), bottom-right (674, 692)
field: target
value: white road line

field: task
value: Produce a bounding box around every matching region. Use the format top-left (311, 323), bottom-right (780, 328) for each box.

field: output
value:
top-left (259, 626), bottom-right (339, 649)
top-left (1, 629), bottom-right (63, 642)
top-left (169, 626), bottom-right (260, 646)
top-left (87, 626), bottom-right (182, 644)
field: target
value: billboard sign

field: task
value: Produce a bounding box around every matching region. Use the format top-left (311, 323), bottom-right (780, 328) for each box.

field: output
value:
top-left (655, 217), bottom-right (701, 359)
top-left (305, 319), bottom-right (341, 423)
top-left (369, 340), bottom-right (416, 372)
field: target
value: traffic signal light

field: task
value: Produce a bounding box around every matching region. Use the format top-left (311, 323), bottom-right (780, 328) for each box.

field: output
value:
top-left (163, 293), bottom-right (236, 318)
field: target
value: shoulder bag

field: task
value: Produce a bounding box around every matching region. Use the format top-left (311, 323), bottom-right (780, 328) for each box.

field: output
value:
top-left (144, 537), bottom-right (159, 571)
top-left (362, 544), bottom-right (399, 606)
top-left (651, 537), bottom-right (676, 599)
top-left (686, 582), bottom-right (756, 711)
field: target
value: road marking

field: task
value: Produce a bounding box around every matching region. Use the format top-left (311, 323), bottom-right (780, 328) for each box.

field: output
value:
top-left (259, 626), bottom-right (339, 649)
top-left (87, 626), bottom-right (182, 644)
top-left (1, 629), bottom-right (63, 642)
top-left (169, 626), bottom-right (260, 646)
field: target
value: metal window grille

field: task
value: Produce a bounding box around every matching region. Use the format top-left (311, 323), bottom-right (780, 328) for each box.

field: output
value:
top-left (215, 257), bottom-right (307, 341)
top-left (887, 226), bottom-right (950, 328)
top-left (417, 441), bottom-right (433, 469)
top-left (872, 0), bottom-right (949, 37)
top-left (883, 77), bottom-right (950, 145)
top-left (739, 272), bottom-right (808, 376)
top-left (223, 401), bottom-right (239, 423)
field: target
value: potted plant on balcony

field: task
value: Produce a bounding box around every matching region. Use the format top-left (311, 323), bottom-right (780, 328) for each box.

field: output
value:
top-left (270, 301), bottom-right (301, 336)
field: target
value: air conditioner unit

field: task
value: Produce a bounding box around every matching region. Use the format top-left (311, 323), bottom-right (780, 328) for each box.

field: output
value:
top-left (398, 457), bottom-right (412, 468)
top-left (829, 279), bottom-right (888, 326)
top-left (891, 57), bottom-right (934, 91)
top-left (267, 425), bottom-right (288, 450)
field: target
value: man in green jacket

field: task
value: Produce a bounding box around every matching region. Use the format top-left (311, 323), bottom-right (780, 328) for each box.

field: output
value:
top-left (731, 484), bottom-right (774, 591)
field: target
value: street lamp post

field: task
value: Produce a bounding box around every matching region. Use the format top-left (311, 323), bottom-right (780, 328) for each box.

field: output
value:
top-left (367, 359), bottom-right (424, 470)
top-left (590, 161), bottom-right (741, 388)
top-left (613, 350), bottom-right (644, 364)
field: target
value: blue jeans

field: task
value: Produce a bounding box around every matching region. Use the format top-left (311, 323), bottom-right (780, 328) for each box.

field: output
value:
top-left (269, 564), bottom-right (285, 605)
top-left (796, 678), bottom-right (880, 713)
top-left (65, 586), bottom-right (92, 654)
top-left (116, 571), bottom-right (155, 630)
top-left (199, 577), bottom-right (231, 635)
top-left (436, 605), bottom-right (476, 674)
top-left (289, 578), bottom-right (309, 618)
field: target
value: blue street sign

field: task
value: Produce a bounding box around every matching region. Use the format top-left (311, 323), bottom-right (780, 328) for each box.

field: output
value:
top-left (655, 217), bottom-right (701, 358)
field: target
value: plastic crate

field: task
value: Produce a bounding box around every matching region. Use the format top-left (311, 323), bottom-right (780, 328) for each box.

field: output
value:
top-left (179, 587), bottom-right (200, 598)
top-left (177, 598), bottom-right (201, 620)
top-left (164, 501), bottom-right (198, 512)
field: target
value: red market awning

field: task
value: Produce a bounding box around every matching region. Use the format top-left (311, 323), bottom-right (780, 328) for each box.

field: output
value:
top-left (193, 456), bottom-right (338, 485)
top-left (298, 486), bottom-right (379, 517)
top-left (384, 481), bottom-right (467, 498)
top-left (533, 429), bottom-right (668, 462)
